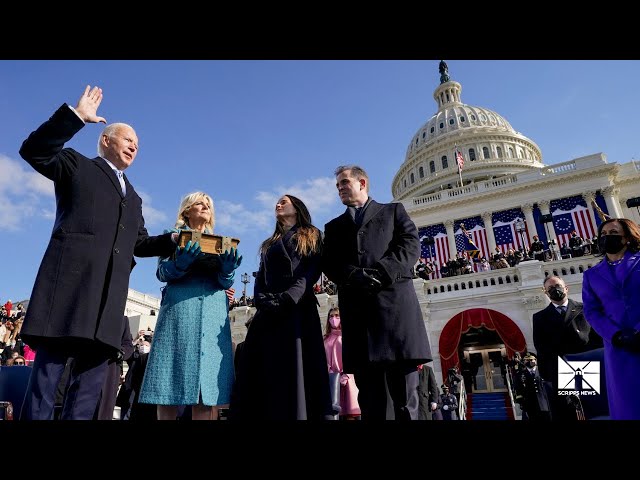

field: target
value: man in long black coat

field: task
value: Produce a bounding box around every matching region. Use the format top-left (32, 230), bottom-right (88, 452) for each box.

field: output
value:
top-left (417, 363), bottom-right (439, 420)
top-left (323, 165), bottom-right (431, 420)
top-left (533, 275), bottom-right (602, 419)
top-left (19, 85), bottom-right (176, 420)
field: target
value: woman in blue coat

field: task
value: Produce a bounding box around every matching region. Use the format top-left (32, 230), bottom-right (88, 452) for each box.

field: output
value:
top-left (139, 192), bottom-right (242, 420)
top-left (229, 194), bottom-right (333, 420)
top-left (582, 218), bottom-right (640, 419)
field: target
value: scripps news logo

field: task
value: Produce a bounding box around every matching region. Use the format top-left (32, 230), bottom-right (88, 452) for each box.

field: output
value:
top-left (557, 357), bottom-right (600, 396)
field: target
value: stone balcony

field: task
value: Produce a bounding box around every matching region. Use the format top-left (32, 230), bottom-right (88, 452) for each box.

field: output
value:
top-left (421, 255), bottom-right (600, 303)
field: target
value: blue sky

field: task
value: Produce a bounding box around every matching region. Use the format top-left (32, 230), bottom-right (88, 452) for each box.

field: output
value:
top-left (1, 60), bottom-right (639, 303)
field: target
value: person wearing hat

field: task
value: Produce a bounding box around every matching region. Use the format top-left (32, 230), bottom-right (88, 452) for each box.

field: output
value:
top-left (438, 384), bottom-right (458, 420)
top-left (530, 235), bottom-right (546, 262)
top-left (513, 353), bottom-right (551, 421)
top-left (569, 230), bottom-right (585, 257)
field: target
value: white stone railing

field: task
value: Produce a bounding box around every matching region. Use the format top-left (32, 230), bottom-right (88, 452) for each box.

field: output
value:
top-left (410, 154), bottom-right (606, 208)
top-left (423, 267), bottom-right (521, 298)
top-left (422, 255), bottom-right (599, 300)
top-left (540, 161), bottom-right (576, 175)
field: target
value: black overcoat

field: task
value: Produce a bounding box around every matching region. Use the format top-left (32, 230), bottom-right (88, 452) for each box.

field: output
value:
top-left (532, 298), bottom-right (603, 384)
top-left (230, 226), bottom-right (333, 420)
top-left (19, 105), bottom-right (174, 352)
top-left (322, 200), bottom-right (431, 371)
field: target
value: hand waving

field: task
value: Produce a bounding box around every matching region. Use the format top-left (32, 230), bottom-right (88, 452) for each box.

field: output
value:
top-left (74, 85), bottom-right (107, 124)
top-left (175, 240), bottom-right (203, 271)
top-left (219, 247), bottom-right (242, 275)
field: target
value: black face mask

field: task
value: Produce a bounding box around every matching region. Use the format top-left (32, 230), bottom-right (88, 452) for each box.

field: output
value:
top-left (599, 235), bottom-right (626, 255)
top-left (547, 286), bottom-right (566, 302)
top-left (525, 360), bottom-right (536, 368)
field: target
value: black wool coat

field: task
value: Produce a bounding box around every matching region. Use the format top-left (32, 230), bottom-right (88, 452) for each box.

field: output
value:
top-left (19, 105), bottom-right (175, 352)
top-left (322, 200), bottom-right (432, 371)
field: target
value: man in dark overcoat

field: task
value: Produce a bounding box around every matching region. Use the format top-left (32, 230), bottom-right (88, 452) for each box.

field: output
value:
top-left (533, 275), bottom-right (602, 419)
top-left (19, 85), bottom-right (176, 420)
top-left (417, 363), bottom-right (439, 420)
top-left (322, 165), bottom-right (431, 420)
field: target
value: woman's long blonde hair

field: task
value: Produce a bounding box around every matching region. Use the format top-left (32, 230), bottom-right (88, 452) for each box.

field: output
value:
top-left (174, 191), bottom-right (215, 232)
top-left (259, 194), bottom-right (320, 257)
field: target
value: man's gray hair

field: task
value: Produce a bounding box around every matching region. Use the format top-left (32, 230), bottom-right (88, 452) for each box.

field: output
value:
top-left (97, 123), bottom-right (134, 157)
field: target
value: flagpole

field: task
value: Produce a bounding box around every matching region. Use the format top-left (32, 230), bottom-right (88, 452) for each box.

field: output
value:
top-left (455, 144), bottom-right (463, 188)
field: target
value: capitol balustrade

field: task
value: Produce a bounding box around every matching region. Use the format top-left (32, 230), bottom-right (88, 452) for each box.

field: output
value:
top-left (411, 154), bottom-right (606, 208)
top-left (422, 255), bottom-right (600, 299)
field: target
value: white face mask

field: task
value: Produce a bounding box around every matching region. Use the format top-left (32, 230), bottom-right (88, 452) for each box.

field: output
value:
top-left (140, 345), bottom-right (150, 354)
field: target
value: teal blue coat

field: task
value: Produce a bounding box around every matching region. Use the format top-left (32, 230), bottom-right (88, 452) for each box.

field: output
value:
top-left (139, 228), bottom-right (235, 406)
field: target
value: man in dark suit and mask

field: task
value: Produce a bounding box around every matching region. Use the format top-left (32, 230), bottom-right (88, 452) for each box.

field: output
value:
top-left (533, 275), bottom-right (603, 418)
top-left (322, 165), bottom-right (432, 420)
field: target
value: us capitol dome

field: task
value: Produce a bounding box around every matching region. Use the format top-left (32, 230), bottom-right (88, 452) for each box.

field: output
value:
top-left (393, 61), bottom-right (544, 200)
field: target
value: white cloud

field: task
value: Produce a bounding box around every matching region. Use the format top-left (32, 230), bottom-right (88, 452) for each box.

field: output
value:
top-left (137, 191), bottom-right (168, 228)
top-left (217, 176), bottom-right (340, 235)
top-left (0, 155), bottom-right (169, 231)
top-left (216, 200), bottom-right (273, 235)
top-left (0, 154), bottom-right (54, 230)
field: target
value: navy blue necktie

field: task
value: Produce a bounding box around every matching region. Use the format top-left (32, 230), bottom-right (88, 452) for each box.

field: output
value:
top-left (354, 207), bottom-right (364, 225)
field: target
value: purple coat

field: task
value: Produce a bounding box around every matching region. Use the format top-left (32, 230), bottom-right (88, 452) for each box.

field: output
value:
top-left (582, 251), bottom-right (640, 419)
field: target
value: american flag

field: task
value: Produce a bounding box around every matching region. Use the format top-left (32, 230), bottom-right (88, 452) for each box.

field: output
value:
top-left (419, 224), bottom-right (451, 279)
top-left (454, 216), bottom-right (490, 271)
top-left (492, 208), bottom-right (531, 253)
top-left (456, 149), bottom-right (465, 172)
top-left (550, 195), bottom-right (596, 247)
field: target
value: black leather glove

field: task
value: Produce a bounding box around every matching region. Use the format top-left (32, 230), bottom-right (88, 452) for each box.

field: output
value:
top-left (256, 292), bottom-right (293, 311)
top-left (346, 267), bottom-right (383, 293)
top-left (612, 329), bottom-right (640, 352)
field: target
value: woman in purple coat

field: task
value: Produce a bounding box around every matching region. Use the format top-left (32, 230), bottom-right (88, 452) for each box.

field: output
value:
top-left (582, 218), bottom-right (640, 419)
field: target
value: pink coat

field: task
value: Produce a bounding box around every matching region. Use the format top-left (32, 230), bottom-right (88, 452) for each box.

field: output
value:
top-left (23, 344), bottom-right (37, 362)
top-left (324, 330), bottom-right (361, 415)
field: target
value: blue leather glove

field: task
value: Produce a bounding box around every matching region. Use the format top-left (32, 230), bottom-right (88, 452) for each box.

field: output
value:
top-left (175, 240), bottom-right (203, 271)
top-left (219, 247), bottom-right (242, 275)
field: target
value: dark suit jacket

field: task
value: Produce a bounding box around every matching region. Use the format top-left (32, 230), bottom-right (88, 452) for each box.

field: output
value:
top-left (322, 199), bottom-right (431, 371)
top-left (19, 105), bottom-right (175, 352)
top-left (532, 298), bottom-right (603, 384)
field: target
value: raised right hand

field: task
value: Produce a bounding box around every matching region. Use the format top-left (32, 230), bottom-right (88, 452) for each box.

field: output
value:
top-left (74, 85), bottom-right (107, 124)
top-left (175, 240), bottom-right (203, 271)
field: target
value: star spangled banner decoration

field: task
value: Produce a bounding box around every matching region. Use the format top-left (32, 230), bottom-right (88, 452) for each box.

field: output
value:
top-left (550, 195), bottom-right (596, 247)
top-left (418, 224), bottom-right (450, 279)
top-left (454, 216), bottom-right (489, 269)
top-left (492, 208), bottom-right (530, 253)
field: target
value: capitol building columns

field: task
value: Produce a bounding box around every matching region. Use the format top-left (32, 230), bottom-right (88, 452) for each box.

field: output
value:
top-left (481, 211), bottom-right (497, 252)
top-left (601, 186), bottom-right (624, 219)
top-left (521, 204), bottom-right (538, 240)
top-left (537, 199), bottom-right (554, 239)
top-left (444, 219), bottom-right (457, 256)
